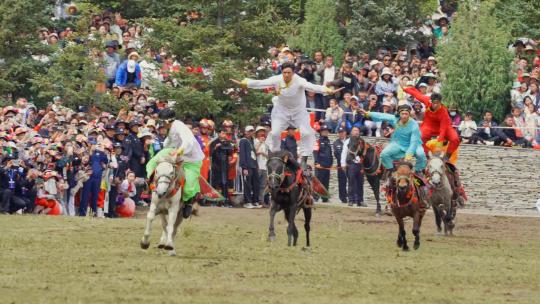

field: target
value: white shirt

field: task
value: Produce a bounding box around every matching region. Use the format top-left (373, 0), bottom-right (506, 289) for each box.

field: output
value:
top-left (254, 138), bottom-right (269, 170)
top-left (164, 120), bottom-right (205, 163)
top-left (247, 74), bottom-right (329, 113)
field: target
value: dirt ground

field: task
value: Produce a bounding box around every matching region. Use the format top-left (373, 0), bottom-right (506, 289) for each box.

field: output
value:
top-left (1, 205), bottom-right (539, 304)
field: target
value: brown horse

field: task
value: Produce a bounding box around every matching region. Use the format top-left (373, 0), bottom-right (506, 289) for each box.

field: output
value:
top-left (387, 162), bottom-right (427, 251)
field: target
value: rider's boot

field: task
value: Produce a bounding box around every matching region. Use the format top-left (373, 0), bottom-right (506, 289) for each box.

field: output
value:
top-left (182, 197), bottom-right (195, 219)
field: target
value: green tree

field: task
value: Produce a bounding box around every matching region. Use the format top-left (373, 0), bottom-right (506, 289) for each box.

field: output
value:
top-left (30, 43), bottom-right (120, 111)
top-left (490, 0), bottom-right (540, 39)
top-left (0, 0), bottom-right (51, 99)
top-left (437, 1), bottom-right (513, 121)
top-left (347, 0), bottom-right (435, 54)
top-left (288, 0), bottom-right (345, 62)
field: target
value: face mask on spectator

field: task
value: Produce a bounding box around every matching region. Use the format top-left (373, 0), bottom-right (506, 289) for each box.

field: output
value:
top-left (127, 60), bottom-right (136, 73)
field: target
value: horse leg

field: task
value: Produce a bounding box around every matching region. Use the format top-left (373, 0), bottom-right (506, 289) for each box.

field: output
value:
top-left (433, 205), bottom-right (442, 234)
top-left (397, 215), bottom-right (409, 251)
top-left (173, 206), bottom-right (184, 241)
top-left (164, 200), bottom-right (181, 255)
top-left (395, 215), bottom-right (404, 248)
top-left (158, 213), bottom-right (167, 249)
top-left (268, 199), bottom-right (277, 242)
top-left (290, 203), bottom-right (299, 247)
top-left (413, 210), bottom-right (421, 250)
top-left (368, 175), bottom-right (382, 215)
top-left (283, 206), bottom-right (292, 246)
top-left (303, 207), bottom-right (312, 247)
top-left (445, 200), bottom-right (455, 236)
top-left (140, 201), bottom-right (157, 249)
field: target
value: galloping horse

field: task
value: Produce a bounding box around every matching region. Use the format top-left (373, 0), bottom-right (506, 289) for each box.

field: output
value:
top-left (346, 136), bottom-right (383, 214)
top-left (426, 153), bottom-right (456, 236)
top-left (387, 161), bottom-right (427, 251)
top-left (140, 154), bottom-right (185, 256)
top-left (267, 151), bottom-right (313, 247)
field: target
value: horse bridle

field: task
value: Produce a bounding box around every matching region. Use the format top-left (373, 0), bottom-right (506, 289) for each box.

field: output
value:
top-left (426, 159), bottom-right (444, 186)
top-left (267, 157), bottom-right (286, 186)
top-left (153, 161), bottom-right (181, 198)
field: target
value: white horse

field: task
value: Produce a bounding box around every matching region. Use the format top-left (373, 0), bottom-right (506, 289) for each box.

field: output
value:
top-left (140, 154), bottom-right (185, 256)
top-left (426, 153), bottom-right (455, 236)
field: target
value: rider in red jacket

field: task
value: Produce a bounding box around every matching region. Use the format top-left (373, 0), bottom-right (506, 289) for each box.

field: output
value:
top-left (403, 86), bottom-right (466, 205)
top-left (403, 87), bottom-right (460, 159)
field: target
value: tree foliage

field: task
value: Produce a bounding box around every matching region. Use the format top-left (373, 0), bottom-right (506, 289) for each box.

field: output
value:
top-left (437, 1), bottom-right (513, 121)
top-left (347, 0), bottom-right (429, 54)
top-left (490, 0), bottom-right (540, 39)
top-left (0, 0), bottom-right (51, 98)
top-left (288, 0), bottom-right (345, 62)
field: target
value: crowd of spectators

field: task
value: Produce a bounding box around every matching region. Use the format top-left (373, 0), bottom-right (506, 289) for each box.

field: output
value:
top-left (1, 2), bottom-right (539, 216)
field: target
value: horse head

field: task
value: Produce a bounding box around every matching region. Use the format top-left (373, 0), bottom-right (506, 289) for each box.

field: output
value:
top-left (427, 152), bottom-right (446, 187)
top-left (154, 154), bottom-right (182, 199)
top-left (346, 136), bottom-right (365, 164)
top-left (394, 161), bottom-right (413, 191)
top-left (266, 151), bottom-right (289, 191)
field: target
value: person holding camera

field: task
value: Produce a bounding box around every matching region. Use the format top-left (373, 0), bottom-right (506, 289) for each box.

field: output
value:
top-left (0, 157), bottom-right (26, 214)
top-left (210, 128), bottom-right (234, 206)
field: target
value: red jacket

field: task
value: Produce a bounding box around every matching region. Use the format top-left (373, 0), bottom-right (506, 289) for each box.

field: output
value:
top-left (404, 87), bottom-right (452, 142)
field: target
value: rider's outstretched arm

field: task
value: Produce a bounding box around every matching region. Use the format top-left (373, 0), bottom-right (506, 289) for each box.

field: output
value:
top-left (403, 86), bottom-right (432, 108)
top-left (365, 112), bottom-right (398, 127)
top-left (242, 75), bottom-right (281, 89)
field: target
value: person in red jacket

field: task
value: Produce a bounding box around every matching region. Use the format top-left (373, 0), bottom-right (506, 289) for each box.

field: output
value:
top-left (403, 85), bottom-right (466, 205)
top-left (403, 87), bottom-right (460, 159)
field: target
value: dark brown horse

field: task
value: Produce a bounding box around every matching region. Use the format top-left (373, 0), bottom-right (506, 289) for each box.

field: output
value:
top-left (346, 136), bottom-right (384, 214)
top-left (266, 151), bottom-right (313, 247)
top-left (387, 162), bottom-right (426, 251)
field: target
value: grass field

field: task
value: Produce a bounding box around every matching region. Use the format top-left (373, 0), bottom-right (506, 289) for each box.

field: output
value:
top-left (1, 205), bottom-right (539, 304)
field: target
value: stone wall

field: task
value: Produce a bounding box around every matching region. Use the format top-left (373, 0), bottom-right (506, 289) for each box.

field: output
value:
top-left (325, 136), bottom-right (540, 215)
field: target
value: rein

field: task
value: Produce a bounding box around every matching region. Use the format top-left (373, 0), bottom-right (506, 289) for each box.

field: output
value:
top-left (151, 161), bottom-right (184, 199)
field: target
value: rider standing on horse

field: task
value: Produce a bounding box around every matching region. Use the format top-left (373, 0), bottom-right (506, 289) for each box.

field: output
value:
top-left (231, 62), bottom-right (342, 170)
top-left (146, 109), bottom-right (205, 218)
top-left (402, 86), bottom-right (466, 203)
top-left (358, 105), bottom-right (426, 175)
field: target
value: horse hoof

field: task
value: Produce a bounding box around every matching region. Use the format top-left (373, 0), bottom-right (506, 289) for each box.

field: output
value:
top-left (157, 244), bottom-right (165, 249)
top-left (268, 235), bottom-right (276, 242)
top-left (402, 246), bottom-right (410, 252)
top-left (397, 240), bottom-right (403, 248)
top-left (140, 241), bottom-right (150, 250)
top-left (414, 243), bottom-right (420, 250)
top-left (164, 245), bottom-right (174, 251)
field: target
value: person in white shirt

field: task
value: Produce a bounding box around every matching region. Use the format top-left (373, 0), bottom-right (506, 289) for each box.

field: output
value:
top-left (458, 111), bottom-right (478, 143)
top-left (254, 126), bottom-right (269, 206)
top-left (145, 109), bottom-right (204, 218)
top-left (231, 62), bottom-right (342, 169)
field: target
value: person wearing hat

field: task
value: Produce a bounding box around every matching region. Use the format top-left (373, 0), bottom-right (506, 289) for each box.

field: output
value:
top-left (358, 104), bottom-right (426, 175)
top-left (126, 120), bottom-right (145, 183)
top-left (254, 126), bottom-right (269, 207)
top-left (239, 126), bottom-right (260, 208)
top-left (281, 125), bottom-right (298, 160)
top-left (115, 51), bottom-right (141, 88)
top-left (198, 119), bottom-right (212, 181)
top-left (313, 124), bottom-right (332, 202)
top-left (231, 61), bottom-right (342, 170)
top-left (332, 127), bottom-right (348, 204)
top-left (145, 109), bottom-right (205, 218)
top-left (104, 40), bottom-right (121, 88)
top-left (375, 68), bottom-right (397, 99)
top-left (209, 127), bottom-right (234, 206)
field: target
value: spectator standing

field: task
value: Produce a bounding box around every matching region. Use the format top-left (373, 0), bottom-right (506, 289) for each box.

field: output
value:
top-left (313, 124), bottom-right (332, 203)
top-left (340, 126), bottom-right (366, 207)
top-left (254, 126), bottom-right (269, 207)
top-left (281, 126), bottom-right (298, 160)
top-left (239, 126), bottom-right (260, 208)
top-left (332, 127), bottom-right (348, 204)
top-left (104, 40), bottom-right (121, 88)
